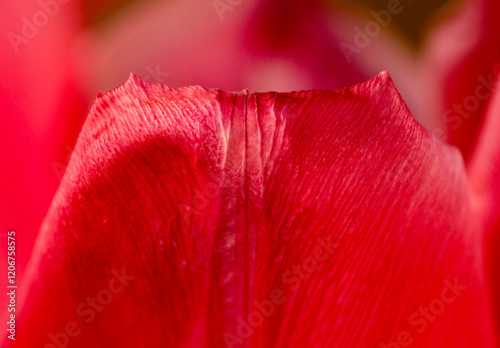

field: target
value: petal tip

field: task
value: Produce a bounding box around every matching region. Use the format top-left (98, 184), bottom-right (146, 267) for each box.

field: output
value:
top-left (374, 70), bottom-right (395, 88)
top-left (371, 70), bottom-right (404, 102)
top-left (124, 72), bottom-right (151, 88)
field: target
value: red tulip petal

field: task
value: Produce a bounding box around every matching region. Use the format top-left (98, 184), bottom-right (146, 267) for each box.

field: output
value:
top-left (468, 68), bottom-right (500, 342)
top-left (421, 0), bottom-right (500, 157)
top-left (421, 0), bottom-right (500, 338)
top-left (11, 72), bottom-right (495, 347)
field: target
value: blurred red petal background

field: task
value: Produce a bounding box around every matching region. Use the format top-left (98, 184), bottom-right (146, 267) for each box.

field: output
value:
top-left (0, 0), bottom-right (86, 287)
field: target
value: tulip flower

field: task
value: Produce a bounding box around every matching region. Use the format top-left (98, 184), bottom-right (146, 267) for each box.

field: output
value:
top-left (2, 0), bottom-right (500, 346)
top-left (1, 0), bottom-right (411, 284)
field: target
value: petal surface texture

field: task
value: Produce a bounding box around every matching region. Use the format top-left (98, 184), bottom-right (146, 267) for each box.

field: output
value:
top-left (13, 72), bottom-right (496, 347)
